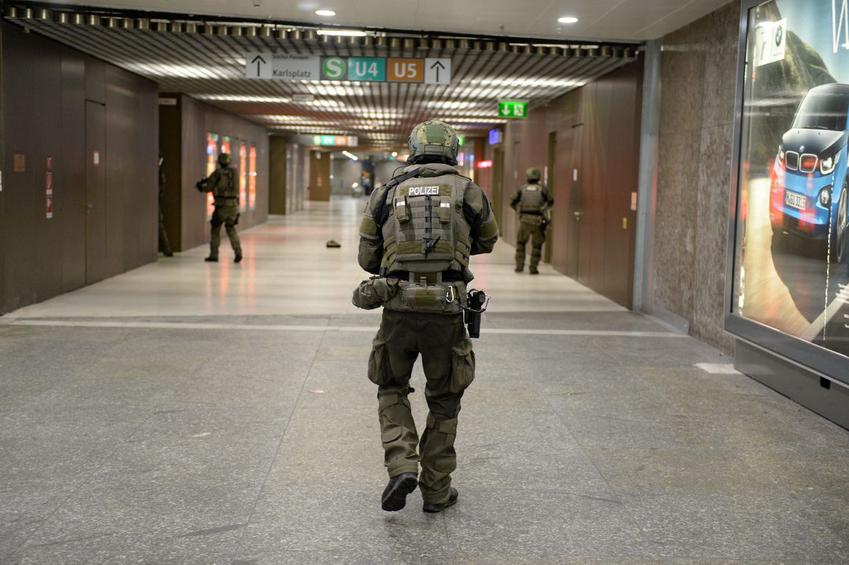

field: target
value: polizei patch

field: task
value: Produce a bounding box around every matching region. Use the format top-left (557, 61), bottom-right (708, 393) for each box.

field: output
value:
top-left (407, 186), bottom-right (441, 197)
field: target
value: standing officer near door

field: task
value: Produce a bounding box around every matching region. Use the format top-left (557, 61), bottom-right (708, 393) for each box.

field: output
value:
top-left (196, 153), bottom-right (243, 263)
top-left (510, 167), bottom-right (553, 274)
top-left (355, 120), bottom-right (498, 513)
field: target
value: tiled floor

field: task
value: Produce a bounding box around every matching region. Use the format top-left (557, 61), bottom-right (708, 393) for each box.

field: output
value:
top-left (1, 198), bottom-right (847, 564)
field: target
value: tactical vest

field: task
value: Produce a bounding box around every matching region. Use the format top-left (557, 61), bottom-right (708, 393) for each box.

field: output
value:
top-left (380, 172), bottom-right (472, 276)
top-left (518, 184), bottom-right (546, 214)
top-left (214, 168), bottom-right (238, 204)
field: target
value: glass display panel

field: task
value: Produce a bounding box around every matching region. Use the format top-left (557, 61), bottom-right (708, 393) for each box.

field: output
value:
top-left (734, 0), bottom-right (849, 358)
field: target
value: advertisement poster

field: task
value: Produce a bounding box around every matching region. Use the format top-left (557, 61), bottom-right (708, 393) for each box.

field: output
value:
top-left (249, 145), bottom-right (257, 211)
top-left (735, 0), bottom-right (849, 358)
top-left (239, 142), bottom-right (247, 213)
top-left (206, 133), bottom-right (219, 216)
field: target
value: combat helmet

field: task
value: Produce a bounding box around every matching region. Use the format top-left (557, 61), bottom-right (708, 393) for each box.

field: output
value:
top-left (526, 167), bottom-right (541, 182)
top-left (218, 153), bottom-right (231, 167)
top-left (408, 120), bottom-right (460, 166)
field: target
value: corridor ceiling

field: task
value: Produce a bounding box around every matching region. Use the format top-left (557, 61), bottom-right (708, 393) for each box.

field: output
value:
top-left (23, 0), bottom-right (732, 42)
top-left (3, 1), bottom-right (724, 147)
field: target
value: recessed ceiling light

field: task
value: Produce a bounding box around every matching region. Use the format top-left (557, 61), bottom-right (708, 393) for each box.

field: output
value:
top-left (558, 16), bottom-right (579, 24)
top-left (315, 9), bottom-right (336, 17)
top-left (317, 28), bottom-right (366, 37)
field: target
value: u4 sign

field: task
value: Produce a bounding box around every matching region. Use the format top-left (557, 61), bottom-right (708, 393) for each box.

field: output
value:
top-left (246, 52), bottom-right (452, 84)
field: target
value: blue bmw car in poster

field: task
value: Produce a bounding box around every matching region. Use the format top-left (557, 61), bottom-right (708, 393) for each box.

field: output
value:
top-left (771, 83), bottom-right (849, 263)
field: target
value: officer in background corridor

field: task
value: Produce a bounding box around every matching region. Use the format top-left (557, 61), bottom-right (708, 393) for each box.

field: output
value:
top-left (510, 167), bottom-right (553, 274)
top-left (158, 155), bottom-right (174, 257)
top-left (196, 153), bottom-right (243, 263)
top-left (355, 120), bottom-right (498, 513)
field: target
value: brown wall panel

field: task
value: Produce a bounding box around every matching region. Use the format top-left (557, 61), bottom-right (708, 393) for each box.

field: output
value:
top-left (60, 54), bottom-right (87, 292)
top-left (269, 136), bottom-right (287, 215)
top-left (0, 22), bottom-right (158, 314)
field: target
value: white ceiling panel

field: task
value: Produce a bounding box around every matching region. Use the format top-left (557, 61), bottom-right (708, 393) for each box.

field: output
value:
top-left (39, 0), bottom-right (732, 41)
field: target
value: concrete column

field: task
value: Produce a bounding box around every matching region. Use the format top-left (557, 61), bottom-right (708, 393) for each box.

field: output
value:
top-left (632, 40), bottom-right (662, 312)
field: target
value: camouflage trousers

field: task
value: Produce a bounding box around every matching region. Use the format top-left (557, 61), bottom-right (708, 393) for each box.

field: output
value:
top-left (210, 205), bottom-right (242, 259)
top-left (515, 218), bottom-right (546, 271)
top-left (369, 309), bottom-right (475, 505)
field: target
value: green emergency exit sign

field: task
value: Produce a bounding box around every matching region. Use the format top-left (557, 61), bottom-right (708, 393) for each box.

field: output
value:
top-left (498, 100), bottom-right (528, 119)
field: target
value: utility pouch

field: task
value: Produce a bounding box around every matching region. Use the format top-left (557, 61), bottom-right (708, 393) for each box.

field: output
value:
top-left (352, 277), bottom-right (399, 310)
top-left (385, 279), bottom-right (465, 314)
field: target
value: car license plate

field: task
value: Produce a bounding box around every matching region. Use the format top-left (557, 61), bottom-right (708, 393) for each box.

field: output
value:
top-left (785, 192), bottom-right (807, 209)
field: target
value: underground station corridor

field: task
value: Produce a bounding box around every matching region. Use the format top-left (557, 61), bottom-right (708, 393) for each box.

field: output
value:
top-left (1, 1), bottom-right (849, 564)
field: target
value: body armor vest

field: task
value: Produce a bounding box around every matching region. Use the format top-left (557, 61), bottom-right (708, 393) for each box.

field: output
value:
top-left (214, 168), bottom-right (238, 204)
top-left (518, 183), bottom-right (546, 214)
top-left (380, 172), bottom-right (472, 276)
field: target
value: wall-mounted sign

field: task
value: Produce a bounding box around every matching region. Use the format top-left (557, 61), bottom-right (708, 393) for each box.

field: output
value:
top-left (312, 135), bottom-right (359, 147)
top-left (13, 153), bottom-right (26, 172)
top-left (488, 128), bottom-right (503, 145)
top-left (247, 52), bottom-right (452, 84)
top-left (499, 100), bottom-right (529, 119)
top-left (476, 160), bottom-right (493, 169)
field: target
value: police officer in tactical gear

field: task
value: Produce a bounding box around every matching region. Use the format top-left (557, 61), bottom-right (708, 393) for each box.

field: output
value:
top-left (357, 120), bottom-right (498, 513)
top-left (510, 167), bottom-right (553, 274)
top-left (196, 153), bottom-right (243, 263)
top-left (158, 155), bottom-right (174, 257)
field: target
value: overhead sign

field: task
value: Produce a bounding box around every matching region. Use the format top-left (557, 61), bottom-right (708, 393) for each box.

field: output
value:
top-left (388, 58), bottom-right (424, 82)
top-left (245, 52), bottom-right (320, 81)
top-left (246, 52), bottom-right (452, 84)
top-left (425, 58), bottom-right (451, 85)
top-left (499, 100), bottom-right (529, 119)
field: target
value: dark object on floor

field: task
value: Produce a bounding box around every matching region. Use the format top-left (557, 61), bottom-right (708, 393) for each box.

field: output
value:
top-left (326, 240), bottom-right (342, 248)
top-left (204, 256), bottom-right (218, 263)
top-left (381, 473), bottom-right (418, 512)
top-left (423, 487), bottom-right (458, 513)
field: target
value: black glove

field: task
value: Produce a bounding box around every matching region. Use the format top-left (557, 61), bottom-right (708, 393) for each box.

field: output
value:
top-left (196, 178), bottom-right (208, 192)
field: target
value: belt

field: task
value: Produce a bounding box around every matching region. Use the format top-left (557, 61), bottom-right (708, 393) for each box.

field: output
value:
top-left (387, 270), bottom-right (465, 283)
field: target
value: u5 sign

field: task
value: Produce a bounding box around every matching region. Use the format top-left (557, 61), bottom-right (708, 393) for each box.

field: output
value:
top-left (245, 52), bottom-right (451, 85)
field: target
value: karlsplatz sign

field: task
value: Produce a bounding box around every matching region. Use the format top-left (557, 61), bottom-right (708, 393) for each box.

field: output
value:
top-left (245, 52), bottom-right (451, 84)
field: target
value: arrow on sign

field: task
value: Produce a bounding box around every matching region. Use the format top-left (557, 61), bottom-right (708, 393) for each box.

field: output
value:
top-left (430, 60), bottom-right (446, 82)
top-left (251, 54), bottom-right (267, 75)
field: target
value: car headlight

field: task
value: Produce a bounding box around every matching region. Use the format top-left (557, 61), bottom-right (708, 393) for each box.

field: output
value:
top-left (821, 153), bottom-right (839, 174)
top-left (819, 186), bottom-right (833, 207)
top-left (777, 147), bottom-right (785, 163)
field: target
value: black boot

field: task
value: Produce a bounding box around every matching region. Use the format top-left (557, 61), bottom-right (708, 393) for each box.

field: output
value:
top-left (204, 256), bottom-right (218, 262)
top-left (234, 253), bottom-right (243, 263)
top-left (381, 473), bottom-right (418, 512)
top-left (423, 487), bottom-right (458, 513)
top-left (529, 268), bottom-right (539, 275)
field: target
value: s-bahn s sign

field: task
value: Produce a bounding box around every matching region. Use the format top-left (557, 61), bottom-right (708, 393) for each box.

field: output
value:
top-left (245, 52), bottom-right (451, 84)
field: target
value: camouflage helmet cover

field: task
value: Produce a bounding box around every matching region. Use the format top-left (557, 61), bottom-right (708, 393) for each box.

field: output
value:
top-left (526, 167), bottom-right (541, 182)
top-left (218, 153), bottom-right (231, 167)
top-left (408, 120), bottom-right (460, 165)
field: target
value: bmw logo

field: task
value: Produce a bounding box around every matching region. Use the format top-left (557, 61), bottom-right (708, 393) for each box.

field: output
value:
top-left (800, 145), bottom-right (805, 152)
top-left (775, 25), bottom-right (784, 46)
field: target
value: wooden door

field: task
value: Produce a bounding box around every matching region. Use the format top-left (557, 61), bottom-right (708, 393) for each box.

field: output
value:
top-left (544, 131), bottom-right (556, 263)
top-left (309, 150), bottom-right (331, 201)
top-left (85, 100), bottom-right (107, 284)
